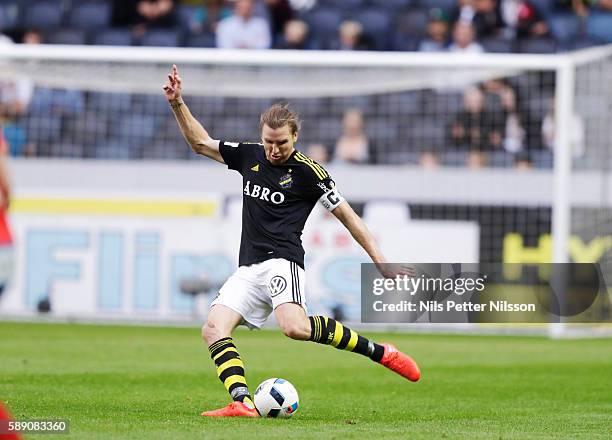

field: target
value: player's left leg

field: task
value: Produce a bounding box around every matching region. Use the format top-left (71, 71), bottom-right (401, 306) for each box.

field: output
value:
top-left (266, 259), bottom-right (420, 382)
top-left (274, 303), bottom-right (420, 382)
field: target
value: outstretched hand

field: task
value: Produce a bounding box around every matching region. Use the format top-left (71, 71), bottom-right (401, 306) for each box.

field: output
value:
top-left (377, 263), bottom-right (417, 279)
top-left (163, 64), bottom-right (182, 102)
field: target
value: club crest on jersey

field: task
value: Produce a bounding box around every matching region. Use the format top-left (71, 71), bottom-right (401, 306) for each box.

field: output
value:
top-left (279, 173), bottom-right (293, 189)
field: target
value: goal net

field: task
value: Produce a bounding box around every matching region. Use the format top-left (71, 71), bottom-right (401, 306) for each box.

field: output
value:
top-left (0, 44), bottom-right (610, 336)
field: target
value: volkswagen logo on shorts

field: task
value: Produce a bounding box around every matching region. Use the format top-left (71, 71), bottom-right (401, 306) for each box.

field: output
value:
top-left (269, 276), bottom-right (287, 297)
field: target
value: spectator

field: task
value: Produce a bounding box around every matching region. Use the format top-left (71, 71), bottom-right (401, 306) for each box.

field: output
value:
top-left (597, 0), bottom-right (612, 10)
top-left (449, 21), bottom-right (484, 52)
top-left (501, 0), bottom-right (550, 39)
top-left (449, 86), bottom-right (505, 152)
top-left (22, 29), bottom-right (43, 44)
top-left (420, 151), bottom-right (440, 168)
top-left (276, 19), bottom-right (310, 49)
top-left (0, 35), bottom-right (32, 119)
top-left (451, 0), bottom-right (476, 24)
top-left (482, 79), bottom-right (525, 153)
top-left (466, 150), bottom-right (488, 168)
top-left (306, 143), bottom-right (329, 164)
top-left (184, 0), bottom-right (233, 35)
top-left (555, 0), bottom-right (590, 16)
top-left (265, 0), bottom-right (294, 41)
top-left (472, 0), bottom-right (505, 38)
top-left (419, 9), bottom-right (450, 52)
top-left (541, 97), bottom-right (585, 157)
top-left (333, 109), bottom-right (370, 164)
top-left (332, 20), bottom-right (374, 51)
top-left (111, 0), bottom-right (177, 38)
top-left (216, 0), bottom-right (272, 49)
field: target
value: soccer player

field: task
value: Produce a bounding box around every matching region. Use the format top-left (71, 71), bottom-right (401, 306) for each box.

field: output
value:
top-left (163, 65), bottom-right (421, 417)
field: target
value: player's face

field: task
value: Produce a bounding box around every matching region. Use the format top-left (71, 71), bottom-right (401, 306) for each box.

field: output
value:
top-left (261, 124), bottom-right (298, 165)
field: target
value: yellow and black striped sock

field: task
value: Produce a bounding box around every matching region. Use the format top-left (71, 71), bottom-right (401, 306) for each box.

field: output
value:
top-left (208, 337), bottom-right (254, 408)
top-left (308, 316), bottom-right (384, 362)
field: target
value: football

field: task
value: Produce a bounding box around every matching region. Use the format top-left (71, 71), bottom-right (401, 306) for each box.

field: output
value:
top-left (254, 378), bottom-right (299, 418)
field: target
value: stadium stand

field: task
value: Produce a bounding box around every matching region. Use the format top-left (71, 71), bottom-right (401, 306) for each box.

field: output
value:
top-left (0, 0), bottom-right (609, 169)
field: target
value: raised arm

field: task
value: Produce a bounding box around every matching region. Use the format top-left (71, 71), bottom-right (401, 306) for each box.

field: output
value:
top-left (332, 201), bottom-right (414, 279)
top-left (163, 65), bottom-right (224, 163)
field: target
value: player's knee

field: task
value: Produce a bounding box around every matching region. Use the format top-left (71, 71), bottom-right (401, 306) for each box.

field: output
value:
top-left (202, 320), bottom-right (221, 345)
top-left (281, 322), bottom-right (310, 341)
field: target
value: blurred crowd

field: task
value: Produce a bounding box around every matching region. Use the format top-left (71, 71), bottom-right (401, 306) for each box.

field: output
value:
top-left (0, 0), bottom-right (605, 168)
top-left (0, 0), bottom-right (610, 51)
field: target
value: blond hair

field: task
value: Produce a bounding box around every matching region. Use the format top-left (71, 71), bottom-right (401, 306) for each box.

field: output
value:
top-left (260, 103), bottom-right (301, 135)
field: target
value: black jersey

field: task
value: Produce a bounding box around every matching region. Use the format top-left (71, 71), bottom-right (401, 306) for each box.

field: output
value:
top-left (219, 141), bottom-right (342, 269)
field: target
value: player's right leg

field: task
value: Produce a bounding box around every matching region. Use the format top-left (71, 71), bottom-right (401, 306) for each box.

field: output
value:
top-left (200, 305), bottom-right (258, 417)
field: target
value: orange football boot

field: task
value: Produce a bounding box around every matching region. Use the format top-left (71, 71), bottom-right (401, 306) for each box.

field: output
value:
top-left (380, 343), bottom-right (421, 382)
top-left (201, 401), bottom-right (259, 417)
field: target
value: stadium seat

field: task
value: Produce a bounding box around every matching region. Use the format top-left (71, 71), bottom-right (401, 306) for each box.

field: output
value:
top-left (330, 95), bottom-right (374, 116)
top-left (47, 29), bottom-right (87, 45)
top-left (141, 143), bottom-right (189, 160)
top-left (302, 7), bottom-right (342, 41)
top-left (49, 143), bottom-right (85, 158)
top-left (420, 0), bottom-right (456, 13)
top-left (218, 117), bottom-right (258, 141)
top-left (313, 119), bottom-right (343, 146)
top-left (481, 36), bottom-right (515, 53)
top-left (531, 150), bottom-right (553, 168)
top-left (69, 2), bottom-right (111, 30)
top-left (392, 35), bottom-right (420, 51)
top-left (0, 2), bottom-right (20, 31)
top-left (291, 98), bottom-right (326, 117)
top-left (29, 88), bottom-right (85, 116)
top-left (587, 12), bottom-right (612, 43)
top-left (186, 33), bottom-right (216, 48)
top-left (353, 9), bottom-right (392, 50)
top-left (176, 5), bottom-right (198, 31)
top-left (489, 151), bottom-right (515, 167)
top-left (91, 29), bottom-right (133, 46)
top-left (394, 9), bottom-right (428, 41)
top-left (378, 92), bottom-right (422, 116)
top-left (319, 0), bottom-right (365, 9)
top-left (440, 150), bottom-right (470, 166)
top-left (23, 1), bottom-right (62, 31)
top-left (423, 91), bottom-right (463, 120)
top-left (517, 37), bottom-right (558, 53)
top-left (528, 0), bottom-right (554, 17)
top-left (369, 0), bottom-right (413, 13)
top-left (20, 115), bottom-right (62, 146)
top-left (92, 142), bottom-right (139, 160)
top-left (63, 111), bottom-right (110, 148)
top-left (89, 92), bottom-right (133, 114)
top-left (549, 13), bottom-right (581, 43)
top-left (116, 114), bottom-right (156, 147)
top-left (365, 118), bottom-right (400, 143)
top-left (567, 36), bottom-right (603, 50)
top-left (139, 29), bottom-right (182, 47)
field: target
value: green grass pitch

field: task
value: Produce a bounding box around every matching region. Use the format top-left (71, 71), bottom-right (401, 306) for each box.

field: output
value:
top-left (1, 322), bottom-right (611, 439)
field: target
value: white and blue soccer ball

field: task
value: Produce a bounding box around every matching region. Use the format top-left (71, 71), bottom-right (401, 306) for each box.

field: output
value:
top-left (254, 378), bottom-right (299, 418)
